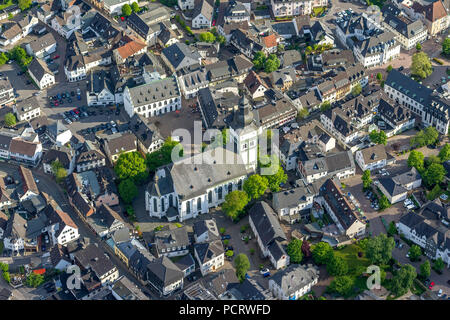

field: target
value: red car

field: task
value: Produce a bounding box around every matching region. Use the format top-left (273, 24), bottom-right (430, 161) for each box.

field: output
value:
top-left (53, 55), bottom-right (60, 59)
top-left (429, 282), bottom-right (435, 289)
top-left (212, 20), bottom-right (216, 26)
top-left (73, 109), bottom-right (80, 114)
top-left (54, 102), bottom-right (59, 106)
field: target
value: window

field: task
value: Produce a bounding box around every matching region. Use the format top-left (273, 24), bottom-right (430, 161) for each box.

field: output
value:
top-left (218, 186), bottom-right (223, 200)
top-left (197, 198), bottom-right (201, 211)
top-left (208, 191), bottom-right (212, 203)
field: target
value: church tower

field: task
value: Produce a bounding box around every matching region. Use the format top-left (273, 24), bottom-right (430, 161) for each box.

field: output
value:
top-left (228, 90), bottom-right (258, 171)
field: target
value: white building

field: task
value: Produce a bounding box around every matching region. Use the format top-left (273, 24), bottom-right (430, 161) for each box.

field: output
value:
top-left (269, 264), bottom-right (319, 300)
top-left (194, 240), bottom-right (225, 276)
top-left (192, 0), bottom-right (213, 29)
top-left (355, 144), bottom-right (387, 172)
top-left (47, 120), bottom-right (72, 147)
top-left (103, 0), bottom-right (135, 15)
top-left (270, 0), bottom-right (328, 17)
top-left (28, 58), bottom-right (55, 90)
top-left (13, 97), bottom-right (41, 122)
top-left (25, 32), bottom-right (57, 59)
top-left (123, 77), bottom-right (181, 118)
top-left (382, 13), bottom-right (427, 50)
top-left (249, 201), bottom-right (290, 270)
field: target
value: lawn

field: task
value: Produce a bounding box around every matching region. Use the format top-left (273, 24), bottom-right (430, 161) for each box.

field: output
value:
top-left (312, 7), bottom-right (325, 17)
top-left (334, 244), bottom-right (371, 276)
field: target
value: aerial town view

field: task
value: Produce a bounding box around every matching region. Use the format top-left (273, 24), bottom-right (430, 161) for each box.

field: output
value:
top-left (0, 0), bottom-right (448, 305)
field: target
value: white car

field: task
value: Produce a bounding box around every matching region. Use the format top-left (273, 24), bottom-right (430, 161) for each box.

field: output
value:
top-left (260, 268), bottom-right (270, 275)
top-left (438, 289), bottom-right (443, 297)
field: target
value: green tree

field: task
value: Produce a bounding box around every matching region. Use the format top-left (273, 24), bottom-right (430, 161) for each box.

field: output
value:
top-left (351, 83), bottom-right (362, 96)
top-left (259, 156), bottom-right (287, 192)
top-left (312, 242), bottom-right (334, 265)
top-left (131, 2), bottom-right (140, 12)
top-left (264, 55), bottom-right (280, 73)
top-left (243, 174), bottom-right (268, 200)
top-left (369, 130), bottom-right (387, 145)
top-left (376, 72), bottom-right (383, 81)
top-left (199, 32), bottom-right (216, 43)
top-left (438, 144), bottom-right (450, 162)
top-left (387, 221), bottom-right (397, 237)
top-left (425, 155), bottom-right (442, 167)
top-left (26, 273), bottom-right (45, 288)
top-left (226, 250), bottom-right (234, 258)
top-left (420, 261), bottom-right (430, 279)
top-left (390, 264), bottom-right (416, 296)
top-left (433, 257), bottom-right (445, 272)
top-left (442, 38), bottom-right (450, 55)
top-left (4, 112), bottom-right (16, 126)
top-left (9, 46), bottom-right (32, 67)
top-left (386, 65), bottom-right (393, 72)
top-left (408, 245), bottom-right (422, 261)
top-left (327, 276), bottom-right (353, 296)
top-left (222, 190), bottom-right (249, 220)
top-left (365, 234), bottom-right (395, 265)
top-left (55, 167), bottom-right (67, 183)
top-left (252, 51), bottom-right (266, 71)
top-left (416, 42), bottom-right (422, 51)
top-left (0, 52), bottom-right (9, 65)
top-left (379, 195), bottom-right (391, 211)
top-left (18, 0), bottom-right (31, 11)
top-left (424, 126), bottom-right (439, 145)
top-left (423, 163), bottom-right (446, 187)
top-left (146, 138), bottom-right (182, 172)
top-left (286, 239), bottom-right (303, 264)
top-left (407, 150), bottom-right (424, 171)
top-left (411, 51), bottom-right (432, 79)
top-left (2, 272), bottom-right (10, 283)
top-left (362, 170), bottom-right (372, 190)
top-left (427, 184), bottom-right (442, 200)
top-left (219, 227), bottom-right (226, 235)
top-left (235, 254), bottom-right (250, 282)
top-left (217, 35), bottom-right (226, 45)
top-left (122, 3), bottom-right (132, 16)
top-left (118, 178), bottom-right (138, 204)
top-left (277, 44), bottom-right (285, 52)
top-left (327, 255), bottom-right (348, 276)
top-left (320, 101), bottom-right (331, 112)
top-left (297, 108), bottom-right (309, 120)
top-left (115, 151), bottom-right (148, 184)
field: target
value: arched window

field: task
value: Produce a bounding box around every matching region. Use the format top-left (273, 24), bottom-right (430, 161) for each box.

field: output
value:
top-left (228, 183), bottom-right (232, 193)
top-left (218, 186), bottom-right (223, 200)
top-left (186, 201), bottom-right (191, 214)
top-left (238, 179), bottom-right (243, 190)
top-left (169, 194), bottom-right (174, 207)
top-left (197, 198), bottom-right (202, 211)
top-left (208, 191), bottom-right (212, 203)
top-left (153, 198), bottom-right (157, 211)
top-left (161, 198), bottom-right (165, 212)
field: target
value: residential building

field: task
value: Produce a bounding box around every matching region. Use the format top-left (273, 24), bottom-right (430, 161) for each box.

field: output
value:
top-left (176, 68), bottom-right (209, 99)
top-left (113, 37), bottom-right (147, 65)
top-left (110, 276), bottom-right (150, 300)
top-left (9, 137), bottom-right (43, 166)
top-left (392, 167), bottom-right (422, 191)
top-left (87, 204), bottom-right (125, 238)
top-left (42, 146), bottom-right (76, 175)
top-left (28, 58), bottom-right (55, 89)
top-left (0, 77), bottom-right (14, 107)
top-left (270, 67), bottom-right (297, 93)
top-left (129, 114), bottom-right (164, 154)
top-left (377, 177), bottom-right (408, 204)
top-left (103, 133), bottom-right (137, 164)
top-left (25, 32), bottom-right (57, 59)
top-left (146, 256), bottom-right (184, 296)
top-left (161, 42), bottom-right (202, 73)
top-left (270, 0), bottom-right (328, 18)
top-left (249, 201), bottom-right (289, 270)
top-left (194, 240), bottom-right (225, 276)
top-left (309, 21), bottom-right (334, 46)
top-left (154, 226), bottom-right (190, 258)
top-left (409, 0), bottom-right (449, 37)
top-left (319, 179), bottom-right (366, 238)
top-left (47, 120), bottom-right (72, 147)
top-left (13, 97), bottom-right (41, 122)
top-left (298, 151), bottom-right (356, 184)
top-left (173, 254), bottom-right (195, 278)
top-left (377, 95), bottom-right (415, 136)
top-left (76, 148), bottom-right (106, 172)
top-left (193, 219), bottom-right (221, 243)
top-left (204, 55), bottom-right (253, 85)
top-left (74, 243), bottom-right (120, 285)
top-left (192, 0), bottom-right (214, 29)
top-left (382, 12), bottom-right (427, 50)
top-left (86, 70), bottom-right (115, 106)
top-left (103, 0), bottom-right (135, 15)
top-left (269, 264), bottom-right (319, 300)
top-left (355, 144), bottom-right (388, 172)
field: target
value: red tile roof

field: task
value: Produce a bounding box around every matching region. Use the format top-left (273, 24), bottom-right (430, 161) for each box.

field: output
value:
top-left (263, 34), bottom-right (278, 48)
top-left (425, 0), bottom-right (447, 22)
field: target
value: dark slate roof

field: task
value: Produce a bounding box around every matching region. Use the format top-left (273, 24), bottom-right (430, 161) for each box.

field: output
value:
top-left (146, 166), bottom-right (175, 197)
top-left (74, 243), bottom-right (116, 277)
top-left (383, 12), bottom-right (426, 39)
top-left (129, 114), bottom-right (162, 149)
top-left (105, 133), bottom-right (136, 156)
top-left (192, 0), bottom-right (213, 21)
top-left (72, 192), bottom-right (93, 217)
top-left (154, 226), bottom-right (190, 252)
top-left (47, 120), bottom-right (69, 138)
top-left (229, 278), bottom-right (271, 300)
top-left (28, 58), bottom-right (53, 81)
top-left (129, 247), bottom-right (154, 280)
top-left (146, 256), bottom-right (184, 289)
top-left (249, 201), bottom-right (287, 246)
top-left (127, 76), bottom-right (180, 107)
top-left (194, 240), bottom-right (224, 263)
top-left (272, 184), bottom-right (315, 211)
top-left (197, 87), bottom-right (219, 128)
top-left (392, 167), bottom-right (422, 186)
top-left (162, 42), bottom-right (201, 71)
top-left (385, 69), bottom-right (432, 105)
top-left (173, 253), bottom-right (195, 272)
top-left (42, 147), bottom-right (73, 169)
top-left (193, 219), bottom-right (220, 242)
top-left (127, 12), bottom-right (150, 36)
top-left (88, 70), bottom-right (114, 94)
top-left (378, 177), bottom-right (407, 197)
top-left (94, 204), bottom-right (124, 229)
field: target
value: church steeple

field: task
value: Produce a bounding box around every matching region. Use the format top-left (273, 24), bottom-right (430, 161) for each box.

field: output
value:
top-left (232, 89), bottom-right (254, 129)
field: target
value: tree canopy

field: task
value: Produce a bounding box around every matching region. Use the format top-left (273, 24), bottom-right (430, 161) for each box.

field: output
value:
top-left (199, 32), bottom-right (216, 43)
top-left (442, 38), bottom-right (450, 56)
top-left (312, 242), bottom-right (334, 265)
top-left (286, 239), bottom-right (303, 264)
top-left (264, 54), bottom-right (280, 73)
top-left (4, 112), bottom-right (16, 127)
top-left (408, 245), bottom-right (422, 261)
top-left (423, 163), bottom-right (446, 187)
top-left (362, 170), bottom-right (372, 190)
top-left (252, 51), bottom-right (266, 71)
top-left (326, 255), bottom-right (348, 276)
top-left (131, 2), bottom-right (140, 13)
top-left (222, 190), bottom-right (249, 221)
top-left (327, 276), bottom-right (353, 296)
top-left (411, 52), bottom-right (432, 79)
top-left (407, 150), bottom-right (425, 171)
top-left (410, 127), bottom-right (439, 148)
top-left (390, 264), bottom-right (416, 296)
top-left (369, 130), bottom-right (387, 145)
top-left (146, 138), bottom-right (182, 172)
top-left (243, 174), bottom-right (268, 200)
top-left (235, 254), bottom-right (250, 282)
top-left (364, 234), bottom-right (395, 265)
top-left (438, 144), bottom-right (450, 162)
top-left (420, 261), bottom-right (430, 279)
top-left (118, 178), bottom-right (138, 204)
top-left (122, 4), bottom-right (132, 16)
top-left (351, 83), bottom-right (362, 96)
top-left (115, 151), bottom-right (148, 184)
top-left (259, 155), bottom-right (287, 192)
top-left (18, 0), bottom-right (32, 11)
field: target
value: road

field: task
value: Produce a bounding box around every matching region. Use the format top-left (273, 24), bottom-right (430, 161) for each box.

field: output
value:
top-left (0, 162), bottom-right (157, 299)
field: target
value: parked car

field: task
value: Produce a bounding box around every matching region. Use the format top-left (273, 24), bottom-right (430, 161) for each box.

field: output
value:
top-left (221, 235), bottom-right (231, 240)
top-left (438, 289), bottom-right (443, 297)
top-left (259, 268), bottom-right (269, 275)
